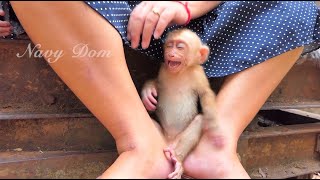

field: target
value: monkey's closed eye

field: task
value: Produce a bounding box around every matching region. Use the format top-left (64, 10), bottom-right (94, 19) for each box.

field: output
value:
top-left (166, 42), bottom-right (173, 48)
top-left (177, 43), bottom-right (185, 50)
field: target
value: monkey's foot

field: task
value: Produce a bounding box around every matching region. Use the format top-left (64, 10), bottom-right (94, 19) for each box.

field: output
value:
top-left (164, 148), bottom-right (184, 179)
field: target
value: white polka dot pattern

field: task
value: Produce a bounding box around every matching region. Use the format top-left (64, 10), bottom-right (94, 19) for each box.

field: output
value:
top-left (85, 1), bottom-right (320, 77)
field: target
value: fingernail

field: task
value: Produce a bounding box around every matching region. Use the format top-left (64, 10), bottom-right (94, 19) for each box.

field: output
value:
top-left (142, 43), bottom-right (147, 49)
top-left (131, 43), bottom-right (137, 49)
top-left (154, 33), bottom-right (159, 39)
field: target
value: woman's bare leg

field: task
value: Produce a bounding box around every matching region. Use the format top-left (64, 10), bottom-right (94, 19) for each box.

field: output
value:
top-left (183, 46), bottom-right (304, 178)
top-left (10, 1), bottom-right (172, 178)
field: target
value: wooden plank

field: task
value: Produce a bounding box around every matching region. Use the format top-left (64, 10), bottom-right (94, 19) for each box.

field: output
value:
top-left (238, 123), bottom-right (320, 179)
top-left (0, 151), bottom-right (118, 179)
top-left (0, 117), bottom-right (116, 151)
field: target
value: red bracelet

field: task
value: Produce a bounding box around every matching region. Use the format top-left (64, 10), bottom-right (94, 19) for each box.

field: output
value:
top-left (175, 1), bottom-right (191, 26)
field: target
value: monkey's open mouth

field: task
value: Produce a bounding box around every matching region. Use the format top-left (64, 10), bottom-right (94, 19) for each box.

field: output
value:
top-left (167, 60), bottom-right (181, 69)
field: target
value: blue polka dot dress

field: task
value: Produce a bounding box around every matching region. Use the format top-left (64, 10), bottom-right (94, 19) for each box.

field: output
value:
top-left (85, 1), bottom-right (320, 78)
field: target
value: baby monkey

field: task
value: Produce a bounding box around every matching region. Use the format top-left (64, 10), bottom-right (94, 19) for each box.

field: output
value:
top-left (141, 29), bottom-right (217, 179)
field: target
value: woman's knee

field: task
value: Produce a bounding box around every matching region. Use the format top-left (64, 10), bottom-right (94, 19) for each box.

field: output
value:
top-left (10, 1), bottom-right (122, 48)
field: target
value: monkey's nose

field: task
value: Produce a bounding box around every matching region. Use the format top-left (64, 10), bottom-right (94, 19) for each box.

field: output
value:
top-left (169, 53), bottom-right (175, 58)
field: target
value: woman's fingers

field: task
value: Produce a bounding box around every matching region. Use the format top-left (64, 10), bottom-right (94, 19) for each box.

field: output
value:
top-left (0, 32), bottom-right (10, 37)
top-left (0, 26), bottom-right (11, 33)
top-left (0, 24), bottom-right (13, 37)
top-left (128, 2), bottom-right (153, 49)
top-left (127, 2), bottom-right (145, 46)
top-left (0, 9), bottom-right (13, 37)
top-left (153, 8), bottom-right (175, 39)
top-left (141, 8), bottom-right (162, 49)
top-left (128, 1), bottom-right (185, 49)
top-left (0, 21), bottom-right (11, 27)
top-left (0, 10), bottom-right (5, 16)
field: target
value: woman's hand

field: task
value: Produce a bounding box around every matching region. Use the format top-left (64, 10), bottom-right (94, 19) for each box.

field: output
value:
top-left (127, 1), bottom-right (189, 49)
top-left (0, 10), bottom-right (12, 37)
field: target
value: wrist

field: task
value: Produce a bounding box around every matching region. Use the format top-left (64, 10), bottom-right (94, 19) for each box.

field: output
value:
top-left (175, 1), bottom-right (191, 26)
top-left (180, 1), bottom-right (223, 20)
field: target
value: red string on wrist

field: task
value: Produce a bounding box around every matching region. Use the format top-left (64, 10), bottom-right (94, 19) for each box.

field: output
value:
top-left (175, 1), bottom-right (191, 26)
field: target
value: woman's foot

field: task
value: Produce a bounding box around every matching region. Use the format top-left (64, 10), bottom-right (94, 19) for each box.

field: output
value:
top-left (97, 122), bottom-right (174, 179)
top-left (183, 128), bottom-right (251, 179)
top-left (98, 149), bottom-right (173, 179)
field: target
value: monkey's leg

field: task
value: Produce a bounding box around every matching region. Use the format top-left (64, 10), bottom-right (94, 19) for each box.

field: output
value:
top-left (164, 114), bottom-right (203, 179)
top-left (10, 1), bottom-right (172, 178)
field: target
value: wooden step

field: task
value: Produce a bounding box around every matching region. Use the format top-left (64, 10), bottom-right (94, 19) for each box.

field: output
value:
top-left (0, 151), bottom-right (117, 179)
top-left (0, 110), bottom-right (319, 178)
top-left (0, 116), bottom-right (116, 152)
top-left (240, 120), bottom-right (320, 179)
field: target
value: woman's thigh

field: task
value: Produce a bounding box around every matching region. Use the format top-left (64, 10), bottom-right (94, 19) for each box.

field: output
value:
top-left (9, 1), bottom-right (163, 152)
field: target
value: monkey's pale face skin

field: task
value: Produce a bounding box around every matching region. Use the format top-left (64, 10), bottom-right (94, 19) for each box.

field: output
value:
top-left (164, 40), bottom-right (188, 73)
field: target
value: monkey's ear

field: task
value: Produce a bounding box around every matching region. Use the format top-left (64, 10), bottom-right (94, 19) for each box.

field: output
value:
top-left (199, 45), bottom-right (210, 64)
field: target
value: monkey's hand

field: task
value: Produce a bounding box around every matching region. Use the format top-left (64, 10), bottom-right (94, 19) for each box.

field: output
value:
top-left (164, 147), bottom-right (184, 179)
top-left (0, 10), bottom-right (12, 37)
top-left (141, 84), bottom-right (158, 111)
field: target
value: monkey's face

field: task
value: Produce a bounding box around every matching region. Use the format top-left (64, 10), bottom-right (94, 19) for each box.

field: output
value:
top-left (163, 29), bottom-right (209, 73)
top-left (164, 41), bottom-right (188, 73)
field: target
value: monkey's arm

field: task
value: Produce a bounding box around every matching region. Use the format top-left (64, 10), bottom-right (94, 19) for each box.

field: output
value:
top-left (141, 79), bottom-right (158, 112)
top-left (164, 114), bottom-right (203, 179)
top-left (197, 76), bottom-right (217, 130)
